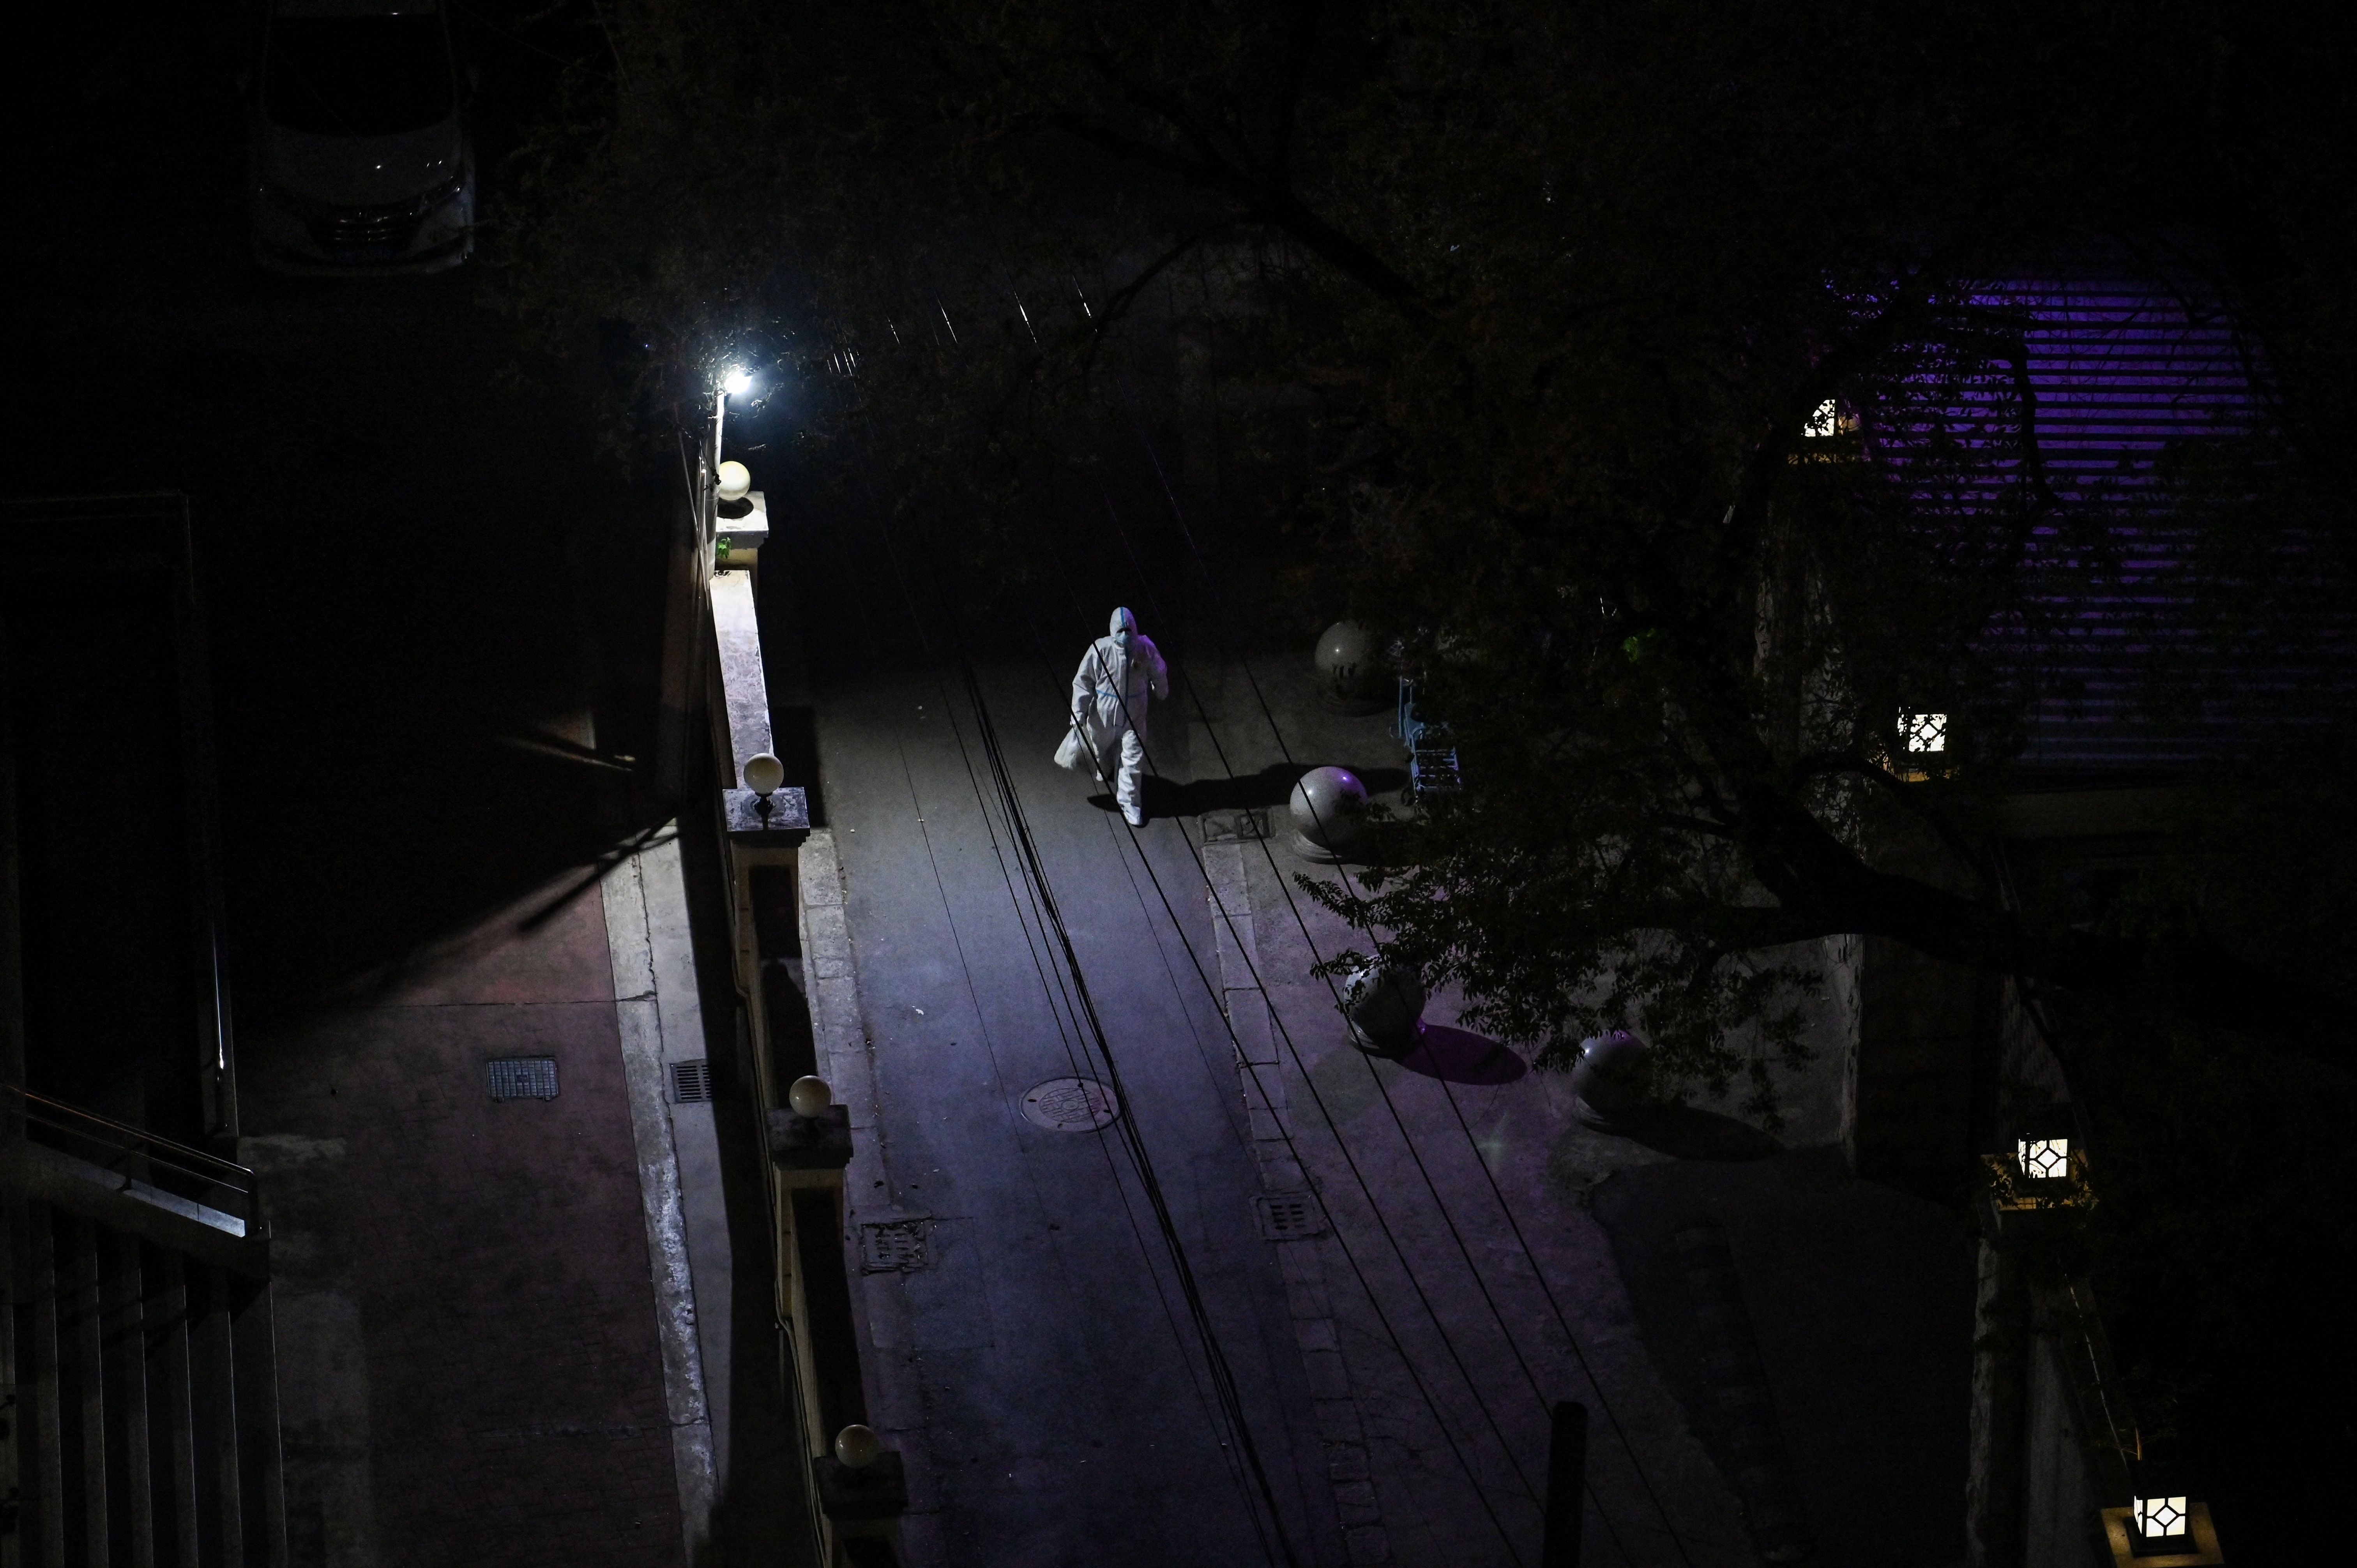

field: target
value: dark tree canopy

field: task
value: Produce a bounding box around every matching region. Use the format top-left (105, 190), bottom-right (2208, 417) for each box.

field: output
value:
top-left (509, 0), bottom-right (2357, 1101)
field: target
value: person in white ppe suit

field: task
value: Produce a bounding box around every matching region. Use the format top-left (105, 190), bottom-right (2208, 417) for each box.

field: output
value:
top-left (1056, 607), bottom-right (1170, 826)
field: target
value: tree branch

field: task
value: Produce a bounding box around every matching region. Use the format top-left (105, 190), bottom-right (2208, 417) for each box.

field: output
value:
top-left (1090, 219), bottom-right (1240, 339)
top-left (1042, 106), bottom-right (1433, 323)
top-left (1648, 811), bottom-right (1739, 840)
top-left (1271, 0), bottom-right (1325, 175)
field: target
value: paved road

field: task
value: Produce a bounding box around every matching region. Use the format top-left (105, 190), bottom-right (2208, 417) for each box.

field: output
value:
top-left (782, 510), bottom-right (1975, 1565)
top-left (813, 661), bottom-right (1343, 1567)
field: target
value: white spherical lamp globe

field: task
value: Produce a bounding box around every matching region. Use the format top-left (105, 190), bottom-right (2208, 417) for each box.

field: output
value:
top-left (716, 460), bottom-right (752, 502)
top-left (722, 366), bottom-right (753, 396)
top-left (788, 1075), bottom-right (832, 1118)
top-left (834, 1423), bottom-right (882, 1469)
top-left (743, 752), bottom-right (785, 796)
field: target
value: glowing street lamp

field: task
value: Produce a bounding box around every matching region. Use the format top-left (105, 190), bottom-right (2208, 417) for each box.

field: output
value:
top-left (714, 363), bottom-right (758, 477)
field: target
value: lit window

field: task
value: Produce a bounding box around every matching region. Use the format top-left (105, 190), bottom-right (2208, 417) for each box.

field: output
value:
top-left (1805, 398), bottom-right (1842, 438)
top-left (2134, 1497), bottom-right (2188, 1538)
top-left (2018, 1137), bottom-right (2069, 1181)
top-left (1901, 711), bottom-right (1948, 754)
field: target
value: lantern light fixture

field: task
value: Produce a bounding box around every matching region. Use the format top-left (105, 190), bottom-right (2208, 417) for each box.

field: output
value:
top-left (2018, 1135), bottom-right (2070, 1182)
top-left (2101, 1493), bottom-right (2223, 1565)
top-left (722, 365), bottom-right (754, 396)
top-left (2134, 1497), bottom-right (2188, 1540)
top-left (1901, 710), bottom-right (1949, 754)
top-left (2103, 1455), bottom-right (2223, 1566)
top-left (1982, 1105), bottom-right (2083, 1236)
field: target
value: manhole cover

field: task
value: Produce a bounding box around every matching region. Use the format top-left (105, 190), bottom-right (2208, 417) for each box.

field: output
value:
top-left (1021, 1077), bottom-right (1120, 1133)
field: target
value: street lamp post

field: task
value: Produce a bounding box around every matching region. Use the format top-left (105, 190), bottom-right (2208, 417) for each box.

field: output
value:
top-left (717, 365), bottom-right (752, 472)
top-left (656, 364), bottom-right (754, 801)
top-left (710, 365), bottom-right (754, 544)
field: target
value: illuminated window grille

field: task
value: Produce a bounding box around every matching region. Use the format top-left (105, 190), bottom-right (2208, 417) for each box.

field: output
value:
top-left (1901, 711), bottom-right (1949, 754)
top-left (1805, 399), bottom-right (1843, 438)
top-left (2018, 1137), bottom-right (2069, 1181)
top-left (2134, 1497), bottom-right (2189, 1538)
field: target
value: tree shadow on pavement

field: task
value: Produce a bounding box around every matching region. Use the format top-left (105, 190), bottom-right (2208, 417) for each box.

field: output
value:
top-left (1591, 1146), bottom-right (1974, 1565)
top-left (1392, 1025), bottom-right (1528, 1085)
top-left (1607, 1104), bottom-right (1785, 1162)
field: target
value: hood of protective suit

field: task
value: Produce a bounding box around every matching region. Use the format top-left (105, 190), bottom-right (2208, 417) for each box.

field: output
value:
top-left (1110, 607), bottom-right (1139, 641)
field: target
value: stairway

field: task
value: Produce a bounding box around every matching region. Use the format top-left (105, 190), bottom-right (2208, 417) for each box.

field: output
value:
top-left (2, 1089), bottom-right (287, 1566)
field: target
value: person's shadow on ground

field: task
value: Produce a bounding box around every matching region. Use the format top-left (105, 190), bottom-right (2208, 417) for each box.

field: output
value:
top-left (1084, 764), bottom-right (1415, 818)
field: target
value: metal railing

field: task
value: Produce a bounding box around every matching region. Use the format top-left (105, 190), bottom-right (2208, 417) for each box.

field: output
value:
top-left (1, 1081), bottom-right (261, 1234)
top-left (2041, 1276), bottom-right (2139, 1500)
top-left (1394, 676), bottom-right (1461, 796)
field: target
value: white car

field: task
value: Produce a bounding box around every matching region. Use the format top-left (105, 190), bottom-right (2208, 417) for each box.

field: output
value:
top-left (249, 0), bottom-right (473, 274)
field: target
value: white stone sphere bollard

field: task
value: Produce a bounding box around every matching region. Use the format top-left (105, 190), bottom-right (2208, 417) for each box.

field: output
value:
top-left (1343, 961), bottom-right (1428, 1056)
top-left (1569, 1029), bottom-right (1655, 1130)
top-left (1315, 621), bottom-right (1389, 713)
top-left (1288, 766), bottom-right (1370, 862)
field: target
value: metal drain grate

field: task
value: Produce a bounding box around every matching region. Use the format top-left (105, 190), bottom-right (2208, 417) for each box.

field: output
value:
top-left (668, 1059), bottom-right (712, 1104)
top-left (859, 1220), bottom-right (930, 1273)
top-left (1254, 1192), bottom-right (1327, 1241)
top-left (487, 1057), bottom-right (559, 1102)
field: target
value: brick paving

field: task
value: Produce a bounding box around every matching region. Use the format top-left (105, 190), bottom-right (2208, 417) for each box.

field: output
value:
top-left (243, 878), bottom-right (686, 1567)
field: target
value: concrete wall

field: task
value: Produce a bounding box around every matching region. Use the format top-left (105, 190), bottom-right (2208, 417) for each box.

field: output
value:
top-left (1967, 1242), bottom-right (2123, 1568)
top-left (2021, 1324), bottom-right (2102, 1567)
top-left (1854, 936), bottom-right (1987, 1197)
top-left (1850, 800), bottom-right (1994, 1200)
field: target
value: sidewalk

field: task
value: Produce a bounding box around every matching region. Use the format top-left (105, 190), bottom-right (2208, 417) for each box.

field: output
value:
top-left (241, 819), bottom-right (803, 1567)
top-left (242, 867), bottom-right (689, 1566)
top-left (1184, 652), bottom-right (1974, 1566)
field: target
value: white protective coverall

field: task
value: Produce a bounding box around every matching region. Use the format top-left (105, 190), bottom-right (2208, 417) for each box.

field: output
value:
top-left (1056, 606), bottom-right (1170, 825)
